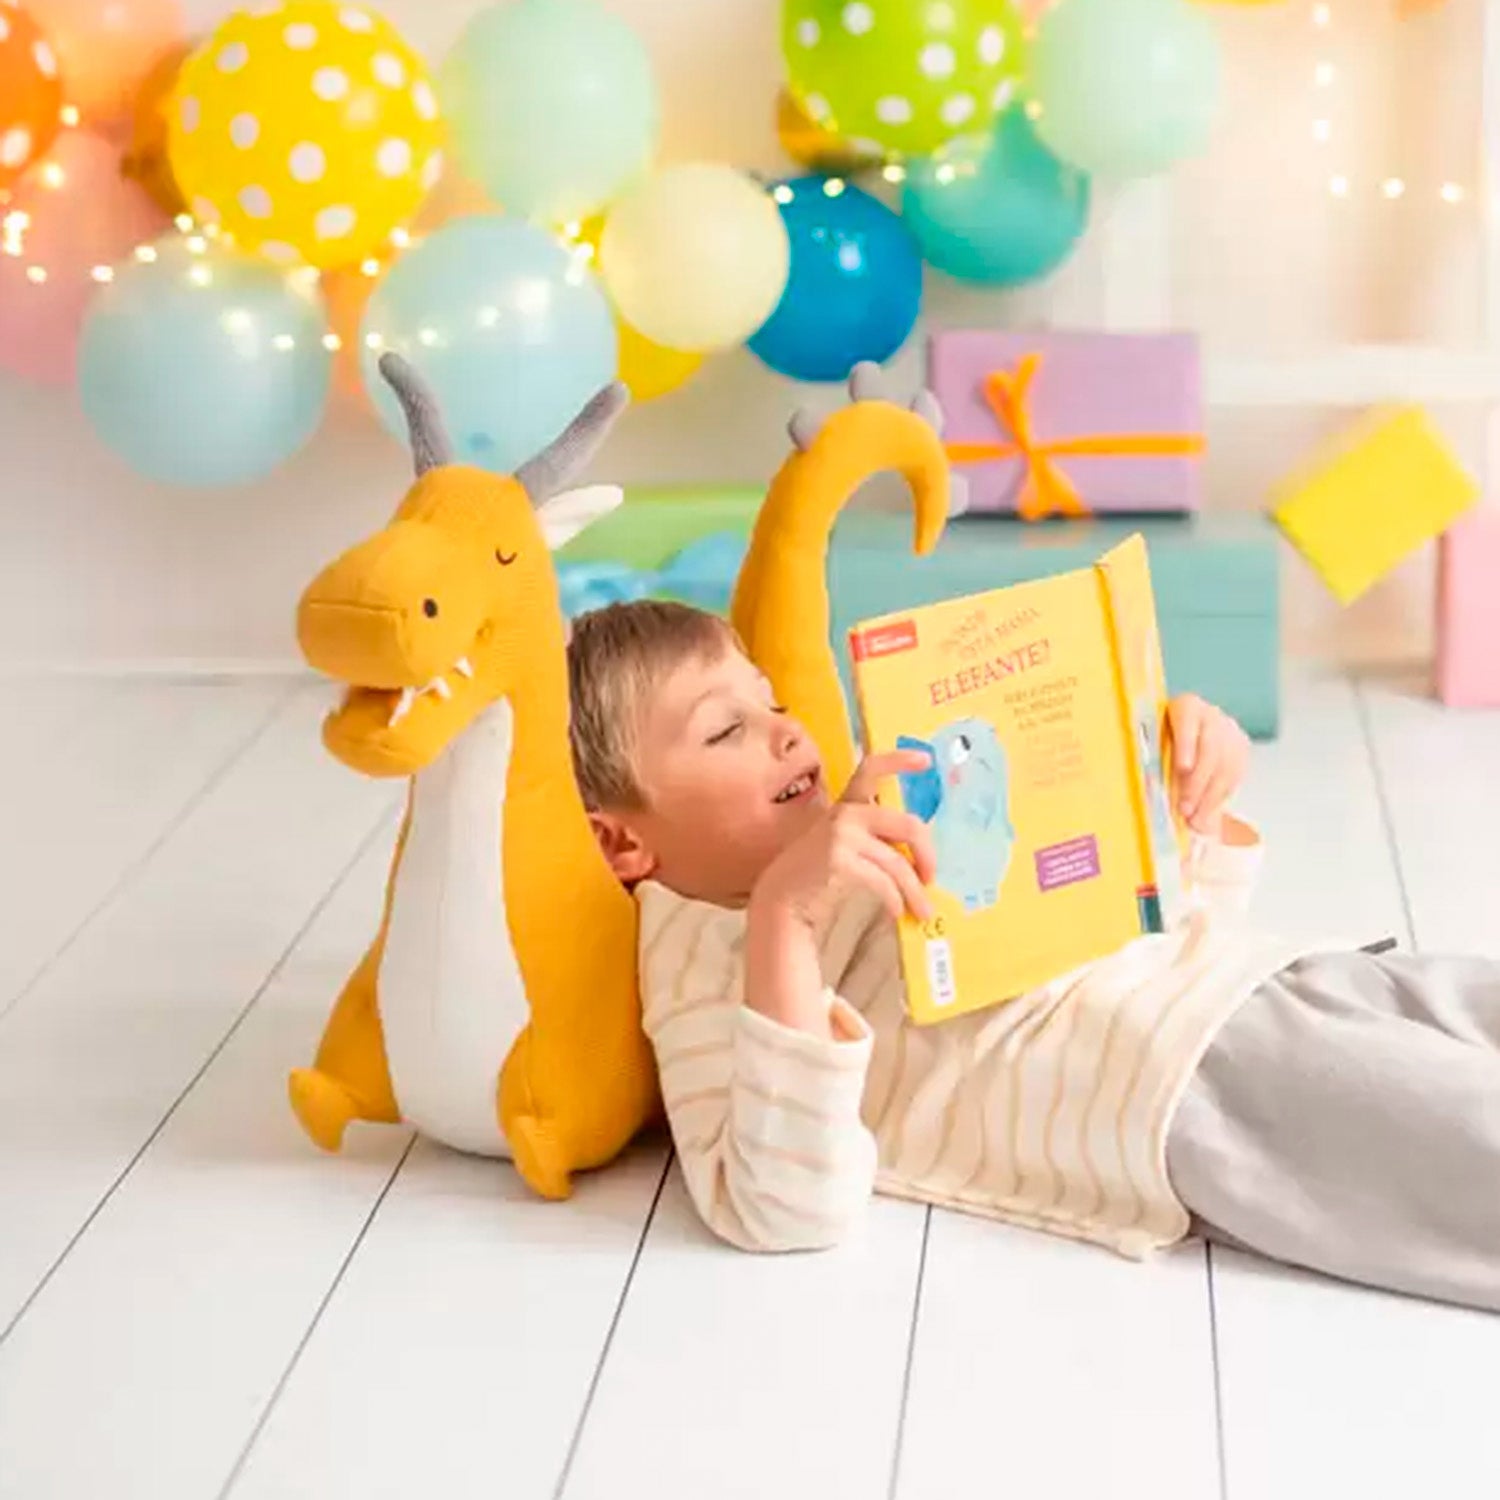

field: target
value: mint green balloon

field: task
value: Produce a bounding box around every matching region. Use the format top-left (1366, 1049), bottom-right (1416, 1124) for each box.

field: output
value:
top-left (782, 0), bottom-right (1027, 158)
top-left (440, 0), bottom-right (658, 224)
top-left (1032, 0), bottom-right (1222, 180)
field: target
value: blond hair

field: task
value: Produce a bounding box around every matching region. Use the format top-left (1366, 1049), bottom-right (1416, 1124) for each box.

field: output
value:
top-left (567, 599), bottom-right (738, 810)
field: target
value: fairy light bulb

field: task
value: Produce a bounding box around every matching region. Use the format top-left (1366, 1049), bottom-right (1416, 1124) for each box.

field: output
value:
top-left (39, 162), bottom-right (65, 189)
top-left (174, 212), bottom-right (193, 233)
top-left (185, 234), bottom-right (208, 254)
top-left (1442, 182), bottom-right (1466, 204)
top-left (881, 163), bottom-right (906, 184)
top-left (390, 226), bottom-right (411, 250)
top-left (772, 184), bottom-right (794, 205)
top-left (934, 162), bottom-right (958, 186)
top-left (59, 104), bottom-right (79, 127)
top-left (271, 333), bottom-right (295, 352)
top-left (364, 331), bottom-right (385, 351)
top-left (822, 177), bottom-right (846, 198)
top-left (1382, 177), bottom-right (1406, 199)
top-left (1329, 174), bottom-right (1350, 197)
top-left (359, 257), bottom-right (382, 276)
top-left (187, 262), bottom-right (212, 287)
top-left (90, 264), bottom-right (113, 283)
top-left (134, 244), bottom-right (158, 263)
top-left (25, 265), bottom-right (46, 284)
top-left (322, 332), bottom-right (342, 351)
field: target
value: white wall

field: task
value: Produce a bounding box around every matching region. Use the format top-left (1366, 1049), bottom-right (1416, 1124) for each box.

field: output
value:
top-left (0, 0), bottom-right (1486, 670)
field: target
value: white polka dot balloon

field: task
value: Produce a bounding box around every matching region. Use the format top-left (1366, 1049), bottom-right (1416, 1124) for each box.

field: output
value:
top-left (781, 0), bottom-right (1026, 158)
top-left (166, 0), bottom-right (442, 270)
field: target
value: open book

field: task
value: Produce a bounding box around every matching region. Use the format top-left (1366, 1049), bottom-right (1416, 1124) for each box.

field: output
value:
top-left (847, 534), bottom-right (1187, 1025)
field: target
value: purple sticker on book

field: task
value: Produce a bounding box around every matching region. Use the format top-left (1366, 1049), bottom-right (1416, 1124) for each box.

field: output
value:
top-left (1035, 836), bottom-right (1101, 892)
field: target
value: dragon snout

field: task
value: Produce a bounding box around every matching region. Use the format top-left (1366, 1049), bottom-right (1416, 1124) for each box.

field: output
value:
top-left (296, 521), bottom-right (486, 689)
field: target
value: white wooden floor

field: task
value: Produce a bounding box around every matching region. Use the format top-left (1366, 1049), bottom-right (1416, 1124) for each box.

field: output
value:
top-left (2, 665), bottom-right (1499, 1500)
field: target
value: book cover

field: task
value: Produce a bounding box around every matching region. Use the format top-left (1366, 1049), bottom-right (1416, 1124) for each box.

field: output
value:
top-left (847, 533), bottom-right (1185, 1025)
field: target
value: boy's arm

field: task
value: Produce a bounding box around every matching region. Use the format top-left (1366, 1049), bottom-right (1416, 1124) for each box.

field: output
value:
top-left (638, 889), bottom-right (878, 1254)
top-left (1181, 810), bottom-right (1263, 920)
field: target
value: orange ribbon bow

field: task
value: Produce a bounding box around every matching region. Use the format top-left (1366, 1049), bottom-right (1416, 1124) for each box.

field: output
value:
top-left (944, 352), bottom-right (1207, 522)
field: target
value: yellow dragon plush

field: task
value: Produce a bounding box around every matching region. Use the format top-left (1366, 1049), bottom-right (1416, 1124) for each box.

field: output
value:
top-left (289, 354), bottom-right (951, 1199)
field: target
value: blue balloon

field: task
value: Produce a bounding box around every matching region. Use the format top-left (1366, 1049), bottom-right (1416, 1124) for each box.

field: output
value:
top-left (361, 214), bottom-right (617, 475)
top-left (78, 237), bottom-right (330, 487)
top-left (747, 177), bottom-right (923, 384)
top-left (903, 107), bottom-right (1091, 286)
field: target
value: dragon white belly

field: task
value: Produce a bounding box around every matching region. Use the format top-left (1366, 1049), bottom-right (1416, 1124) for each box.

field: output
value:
top-left (378, 698), bottom-right (528, 1156)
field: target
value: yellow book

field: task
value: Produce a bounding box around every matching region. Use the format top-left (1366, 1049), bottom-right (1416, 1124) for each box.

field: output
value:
top-left (847, 533), bottom-right (1186, 1026)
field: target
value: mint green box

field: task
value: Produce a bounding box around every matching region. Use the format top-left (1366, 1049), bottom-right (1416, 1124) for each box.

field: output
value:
top-left (827, 513), bottom-right (1282, 740)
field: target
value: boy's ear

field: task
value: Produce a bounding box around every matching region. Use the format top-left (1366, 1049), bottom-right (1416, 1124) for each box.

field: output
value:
top-left (588, 810), bottom-right (657, 885)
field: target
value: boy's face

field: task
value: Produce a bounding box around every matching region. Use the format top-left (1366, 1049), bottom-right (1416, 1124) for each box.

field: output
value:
top-left (599, 642), bottom-right (830, 905)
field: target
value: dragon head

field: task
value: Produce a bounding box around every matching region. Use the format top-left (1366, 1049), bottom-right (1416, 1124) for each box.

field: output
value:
top-left (296, 353), bottom-right (626, 778)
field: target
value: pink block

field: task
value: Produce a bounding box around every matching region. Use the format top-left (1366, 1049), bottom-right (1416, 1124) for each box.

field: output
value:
top-left (1437, 509), bottom-right (1500, 706)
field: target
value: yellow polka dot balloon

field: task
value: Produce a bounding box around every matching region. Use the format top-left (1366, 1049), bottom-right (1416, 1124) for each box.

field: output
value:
top-left (167, 0), bottom-right (443, 271)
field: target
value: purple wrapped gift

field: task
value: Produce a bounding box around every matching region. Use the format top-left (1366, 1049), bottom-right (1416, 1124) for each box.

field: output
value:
top-left (928, 329), bottom-right (1205, 519)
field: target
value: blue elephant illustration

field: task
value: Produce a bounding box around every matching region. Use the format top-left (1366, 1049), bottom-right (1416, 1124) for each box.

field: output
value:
top-left (896, 718), bottom-right (1015, 913)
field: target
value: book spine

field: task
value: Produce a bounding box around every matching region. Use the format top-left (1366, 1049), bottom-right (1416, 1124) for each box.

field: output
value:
top-left (1094, 568), bottom-right (1164, 935)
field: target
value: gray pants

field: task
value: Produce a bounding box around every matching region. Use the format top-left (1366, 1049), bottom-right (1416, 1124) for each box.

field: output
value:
top-left (1167, 950), bottom-right (1500, 1314)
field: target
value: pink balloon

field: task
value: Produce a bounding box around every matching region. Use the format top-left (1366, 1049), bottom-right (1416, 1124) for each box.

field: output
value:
top-left (0, 129), bottom-right (168, 385)
top-left (23, 0), bottom-right (186, 129)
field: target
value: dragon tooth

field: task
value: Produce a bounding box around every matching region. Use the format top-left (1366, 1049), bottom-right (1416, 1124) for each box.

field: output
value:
top-left (388, 686), bottom-right (416, 727)
top-left (454, 657), bottom-right (474, 679)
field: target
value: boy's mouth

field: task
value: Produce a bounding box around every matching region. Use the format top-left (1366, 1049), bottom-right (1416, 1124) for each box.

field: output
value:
top-left (773, 766), bottom-right (822, 804)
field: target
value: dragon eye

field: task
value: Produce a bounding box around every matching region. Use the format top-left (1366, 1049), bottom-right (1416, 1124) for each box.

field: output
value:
top-left (495, 549), bottom-right (517, 566)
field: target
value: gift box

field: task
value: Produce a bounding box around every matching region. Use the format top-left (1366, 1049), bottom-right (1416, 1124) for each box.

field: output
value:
top-left (828, 513), bottom-right (1281, 739)
top-left (553, 484), bottom-right (759, 618)
top-left (1272, 406), bottom-right (1478, 606)
top-left (1437, 508), bottom-right (1500, 707)
top-left (929, 329), bottom-right (1206, 519)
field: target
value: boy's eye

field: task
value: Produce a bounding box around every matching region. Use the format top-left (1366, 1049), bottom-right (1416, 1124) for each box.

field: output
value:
top-left (706, 719), bottom-right (744, 745)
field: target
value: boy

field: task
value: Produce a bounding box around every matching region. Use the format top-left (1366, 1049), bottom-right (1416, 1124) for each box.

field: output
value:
top-left (568, 599), bottom-right (1500, 1313)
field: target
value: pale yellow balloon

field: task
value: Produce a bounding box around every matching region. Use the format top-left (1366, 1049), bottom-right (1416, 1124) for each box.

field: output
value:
top-left (599, 163), bottom-right (790, 353)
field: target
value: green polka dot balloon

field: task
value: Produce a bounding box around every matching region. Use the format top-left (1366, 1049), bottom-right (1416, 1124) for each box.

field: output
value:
top-left (782, 0), bottom-right (1027, 159)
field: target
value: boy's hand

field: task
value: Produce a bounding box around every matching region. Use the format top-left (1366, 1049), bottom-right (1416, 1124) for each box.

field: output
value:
top-left (1167, 694), bottom-right (1250, 835)
top-left (751, 750), bottom-right (937, 929)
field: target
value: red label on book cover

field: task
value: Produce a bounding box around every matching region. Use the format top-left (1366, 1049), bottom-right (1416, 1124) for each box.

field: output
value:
top-left (851, 620), bottom-right (919, 661)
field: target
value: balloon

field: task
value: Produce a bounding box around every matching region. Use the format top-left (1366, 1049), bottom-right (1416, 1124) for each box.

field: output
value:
top-left (902, 105), bottom-right (1090, 286)
top-left (360, 213), bottom-right (617, 473)
top-left (439, 0), bottom-right (656, 226)
top-left (167, 0), bottom-right (443, 271)
top-left (1031, 0), bottom-right (1222, 179)
top-left (781, 0), bottom-right (1027, 159)
top-left (0, 130), bottom-right (167, 384)
top-left (24, 0), bottom-right (184, 128)
top-left (570, 215), bottom-right (703, 402)
top-left (775, 87), bottom-right (881, 176)
top-left (615, 316), bottom-right (703, 402)
top-left (120, 39), bottom-right (194, 217)
top-left (0, 4), bottom-right (63, 190)
top-left (599, 164), bottom-right (789, 352)
top-left (79, 234), bottom-right (331, 485)
top-left (746, 176), bottom-right (921, 383)
top-left (321, 167), bottom-right (495, 415)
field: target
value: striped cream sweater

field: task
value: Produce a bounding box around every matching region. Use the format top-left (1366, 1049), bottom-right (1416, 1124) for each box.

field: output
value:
top-left (636, 821), bottom-right (1317, 1257)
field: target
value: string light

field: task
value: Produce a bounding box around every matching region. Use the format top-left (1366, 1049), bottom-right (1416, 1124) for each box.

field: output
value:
top-left (1314, 1), bottom-right (1467, 206)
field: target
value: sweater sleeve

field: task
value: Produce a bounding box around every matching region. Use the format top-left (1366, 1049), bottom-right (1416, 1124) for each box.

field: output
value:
top-left (637, 886), bottom-right (879, 1253)
top-left (1180, 813), bottom-right (1264, 921)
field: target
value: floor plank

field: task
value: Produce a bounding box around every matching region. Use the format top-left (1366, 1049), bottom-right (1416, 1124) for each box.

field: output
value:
top-left (226, 1141), bottom-right (669, 1500)
top-left (0, 686), bottom-right (396, 1337)
top-left (0, 679), bottom-right (290, 1020)
top-left (895, 1218), bottom-right (1220, 1500)
top-left (1207, 667), bottom-right (1500, 1500)
top-left (560, 1174), bottom-right (928, 1500)
top-left (0, 817), bottom-right (405, 1500)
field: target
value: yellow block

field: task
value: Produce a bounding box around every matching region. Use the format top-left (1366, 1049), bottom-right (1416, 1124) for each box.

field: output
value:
top-left (1272, 406), bottom-right (1479, 605)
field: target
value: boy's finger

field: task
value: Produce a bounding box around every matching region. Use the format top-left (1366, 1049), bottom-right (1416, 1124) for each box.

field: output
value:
top-left (1188, 766), bottom-right (1237, 832)
top-left (1169, 697), bottom-right (1205, 772)
top-left (859, 804), bottom-right (937, 853)
top-left (843, 748), bottom-right (932, 803)
top-left (859, 839), bottom-right (934, 922)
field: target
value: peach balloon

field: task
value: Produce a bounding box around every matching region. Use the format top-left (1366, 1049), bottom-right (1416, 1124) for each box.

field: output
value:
top-left (25, 0), bottom-right (185, 128)
top-left (0, 128), bottom-right (167, 384)
top-left (119, 38), bottom-right (192, 216)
